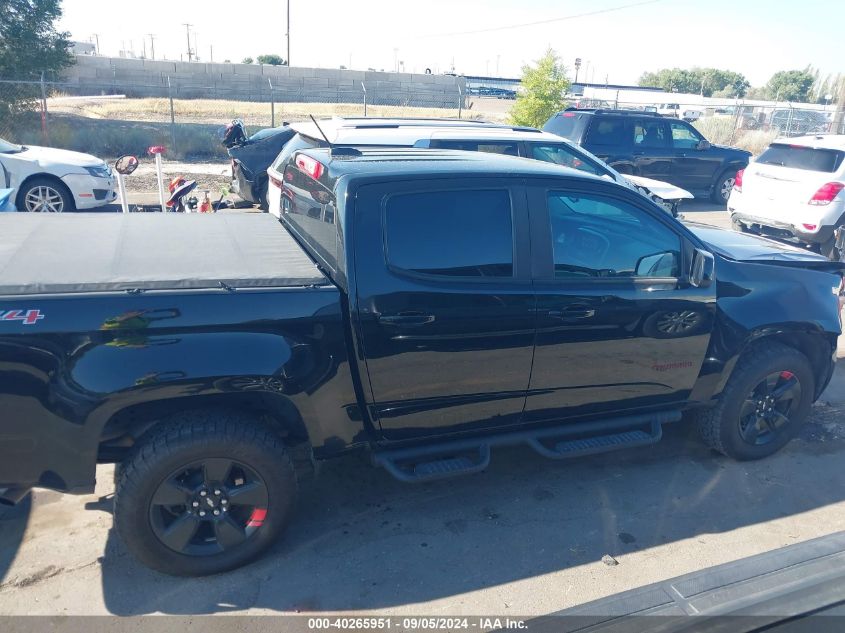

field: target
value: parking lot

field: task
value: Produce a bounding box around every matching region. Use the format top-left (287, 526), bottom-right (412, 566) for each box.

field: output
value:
top-left (2, 201), bottom-right (845, 617)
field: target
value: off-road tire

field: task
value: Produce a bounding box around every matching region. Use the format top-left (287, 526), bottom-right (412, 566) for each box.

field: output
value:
top-left (693, 342), bottom-right (814, 460)
top-left (114, 409), bottom-right (296, 576)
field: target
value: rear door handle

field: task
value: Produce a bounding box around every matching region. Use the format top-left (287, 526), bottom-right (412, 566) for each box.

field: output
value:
top-left (378, 312), bottom-right (436, 327)
top-left (548, 307), bottom-right (596, 320)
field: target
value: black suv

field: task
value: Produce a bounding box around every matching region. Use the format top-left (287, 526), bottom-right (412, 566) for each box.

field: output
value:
top-left (544, 109), bottom-right (751, 204)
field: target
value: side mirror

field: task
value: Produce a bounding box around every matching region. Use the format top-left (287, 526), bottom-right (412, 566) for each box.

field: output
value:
top-left (635, 251), bottom-right (678, 277)
top-left (690, 248), bottom-right (715, 288)
top-left (114, 155), bottom-right (139, 175)
top-left (696, 139), bottom-right (711, 151)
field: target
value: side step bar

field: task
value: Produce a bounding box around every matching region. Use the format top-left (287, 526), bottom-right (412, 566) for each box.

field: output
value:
top-left (373, 411), bottom-right (680, 483)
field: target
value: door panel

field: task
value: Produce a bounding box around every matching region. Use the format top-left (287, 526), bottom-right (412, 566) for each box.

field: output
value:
top-left (629, 118), bottom-right (674, 181)
top-left (525, 184), bottom-right (716, 423)
top-left (668, 120), bottom-right (721, 191)
top-left (353, 181), bottom-right (536, 439)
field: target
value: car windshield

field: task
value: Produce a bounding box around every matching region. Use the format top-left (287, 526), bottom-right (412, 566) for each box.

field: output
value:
top-left (0, 138), bottom-right (24, 153)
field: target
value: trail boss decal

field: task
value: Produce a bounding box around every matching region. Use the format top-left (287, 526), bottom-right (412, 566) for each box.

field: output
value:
top-left (0, 309), bottom-right (45, 325)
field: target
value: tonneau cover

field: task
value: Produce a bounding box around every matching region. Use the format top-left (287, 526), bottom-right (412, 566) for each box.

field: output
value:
top-left (0, 213), bottom-right (326, 295)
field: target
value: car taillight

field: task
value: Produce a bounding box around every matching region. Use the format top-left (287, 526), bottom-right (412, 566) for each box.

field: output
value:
top-left (295, 154), bottom-right (324, 180)
top-left (809, 182), bottom-right (845, 206)
top-left (802, 223), bottom-right (818, 231)
top-left (269, 175), bottom-right (282, 189)
top-left (733, 169), bottom-right (744, 192)
top-left (562, 112), bottom-right (576, 117)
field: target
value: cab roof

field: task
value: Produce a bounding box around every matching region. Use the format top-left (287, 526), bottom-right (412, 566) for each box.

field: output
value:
top-left (294, 147), bottom-right (601, 182)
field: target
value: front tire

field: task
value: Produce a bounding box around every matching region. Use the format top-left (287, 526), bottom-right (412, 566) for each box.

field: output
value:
top-left (18, 177), bottom-right (75, 213)
top-left (693, 342), bottom-right (814, 461)
top-left (711, 170), bottom-right (737, 205)
top-left (114, 410), bottom-right (296, 576)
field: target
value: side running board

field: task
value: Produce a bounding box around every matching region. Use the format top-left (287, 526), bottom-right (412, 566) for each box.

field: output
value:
top-left (373, 411), bottom-right (679, 484)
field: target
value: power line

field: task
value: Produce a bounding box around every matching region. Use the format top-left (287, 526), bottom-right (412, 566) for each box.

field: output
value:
top-left (420, 0), bottom-right (665, 38)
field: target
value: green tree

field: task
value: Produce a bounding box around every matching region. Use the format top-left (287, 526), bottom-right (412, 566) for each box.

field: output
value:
top-left (509, 48), bottom-right (569, 128)
top-left (638, 67), bottom-right (749, 97)
top-left (0, 0), bottom-right (73, 79)
top-left (257, 54), bottom-right (286, 66)
top-left (764, 69), bottom-right (815, 102)
top-left (241, 57), bottom-right (254, 65)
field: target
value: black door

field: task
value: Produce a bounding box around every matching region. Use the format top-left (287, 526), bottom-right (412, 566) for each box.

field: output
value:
top-left (629, 117), bottom-right (674, 181)
top-left (524, 182), bottom-right (716, 423)
top-left (353, 180), bottom-right (536, 439)
top-left (668, 120), bottom-right (722, 192)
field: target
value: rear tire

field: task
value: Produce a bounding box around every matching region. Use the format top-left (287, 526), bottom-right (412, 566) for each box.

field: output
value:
top-left (817, 236), bottom-right (840, 261)
top-left (711, 170), bottom-right (737, 205)
top-left (693, 342), bottom-right (814, 461)
top-left (256, 176), bottom-right (269, 211)
top-left (114, 410), bottom-right (296, 576)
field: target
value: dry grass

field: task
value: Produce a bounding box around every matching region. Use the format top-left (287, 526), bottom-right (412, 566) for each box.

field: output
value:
top-left (46, 96), bottom-right (484, 127)
top-left (694, 116), bottom-right (778, 156)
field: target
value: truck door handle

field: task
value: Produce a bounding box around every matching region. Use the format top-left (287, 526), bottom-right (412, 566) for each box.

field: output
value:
top-left (378, 312), bottom-right (436, 326)
top-left (632, 151), bottom-right (645, 156)
top-left (548, 307), bottom-right (596, 320)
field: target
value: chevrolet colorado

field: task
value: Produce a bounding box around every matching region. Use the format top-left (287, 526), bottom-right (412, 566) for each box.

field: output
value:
top-left (0, 148), bottom-right (842, 576)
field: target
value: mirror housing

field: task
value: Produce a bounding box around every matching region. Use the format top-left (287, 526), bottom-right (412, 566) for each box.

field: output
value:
top-left (114, 155), bottom-right (139, 175)
top-left (696, 139), bottom-right (711, 151)
top-left (690, 248), bottom-right (715, 288)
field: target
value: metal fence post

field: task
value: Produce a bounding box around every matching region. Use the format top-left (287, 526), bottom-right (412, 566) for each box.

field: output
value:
top-left (167, 76), bottom-right (176, 149)
top-left (786, 104), bottom-right (794, 136)
top-left (39, 72), bottom-right (49, 144)
top-left (269, 78), bottom-right (275, 127)
top-left (361, 82), bottom-right (367, 117)
top-left (457, 85), bottom-right (463, 119)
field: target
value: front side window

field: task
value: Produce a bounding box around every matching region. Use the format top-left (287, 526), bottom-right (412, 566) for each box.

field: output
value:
top-left (669, 122), bottom-right (703, 149)
top-left (385, 190), bottom-right (514, 278)
top-left (547, 192), bottom-right (681, 279)
top-left (529, 143), bottom-right (608, 177)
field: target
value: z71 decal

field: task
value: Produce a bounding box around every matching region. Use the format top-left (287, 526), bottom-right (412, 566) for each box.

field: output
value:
top-left (0, 309), bottom-right (45, 325)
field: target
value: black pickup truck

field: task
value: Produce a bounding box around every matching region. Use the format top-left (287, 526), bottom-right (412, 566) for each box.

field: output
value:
top-left (1, 148), bottom-right (843, 576)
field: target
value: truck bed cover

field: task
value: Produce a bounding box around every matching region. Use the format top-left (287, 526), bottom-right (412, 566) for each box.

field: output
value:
top-left (0, 213), bottom-right (326, 295)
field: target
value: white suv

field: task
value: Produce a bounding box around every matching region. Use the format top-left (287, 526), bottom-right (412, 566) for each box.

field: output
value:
top-left (727, 135), bottom-right (845, 257)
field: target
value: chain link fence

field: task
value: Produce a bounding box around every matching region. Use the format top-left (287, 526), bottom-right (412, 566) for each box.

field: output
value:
top-left (1, 77), bottom-right (469, 159)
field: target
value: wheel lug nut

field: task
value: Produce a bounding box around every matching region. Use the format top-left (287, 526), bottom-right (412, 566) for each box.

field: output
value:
top-left (200, 490), bottom-right (207, 497)
top-left (192, 501), bottom-right (199, 508)
top-left (214, 489), bottom-right (221, 496)
top-left (220, 499), bottom-right (228, 505)
top-left (199, 511), bottom-right (206, 517)
top-left (213, 509), bottom-right (220, 516)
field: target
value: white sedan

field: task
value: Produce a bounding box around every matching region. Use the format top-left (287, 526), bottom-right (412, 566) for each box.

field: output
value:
top-left (0, 138), bottom-right (117, 212)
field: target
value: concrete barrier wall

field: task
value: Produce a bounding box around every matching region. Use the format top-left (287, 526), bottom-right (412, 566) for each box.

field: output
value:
top-left (61, 56), bottom-right (466, 107)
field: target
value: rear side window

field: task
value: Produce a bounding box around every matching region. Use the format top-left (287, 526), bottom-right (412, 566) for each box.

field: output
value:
top-left (529, 143), bottom-right (609, 177)
top-left (757, 144), bottom-right (845, 173)
top-left (542, 112), bottom-right (585, 140)
top-left (385, 190), bottom-right (513, 278)
top-left (584, 117), bottom-right (627, 146)
top-left (429, 140), bottom-right (519, 156)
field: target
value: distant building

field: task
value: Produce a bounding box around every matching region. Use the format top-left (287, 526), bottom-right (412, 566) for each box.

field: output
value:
top-left (71, 41), bottom-right (96, 55)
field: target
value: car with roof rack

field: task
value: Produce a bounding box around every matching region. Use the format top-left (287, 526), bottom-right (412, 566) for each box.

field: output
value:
top-left (543, 108), bottom-right (751, 204)
top-left (0, 147), bottom-right (842, 577)
top-left (265, 117), bottom-right (693, 217)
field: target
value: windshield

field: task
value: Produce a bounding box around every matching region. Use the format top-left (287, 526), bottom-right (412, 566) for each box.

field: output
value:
top-left (0, 138), bottom-right (24, 153)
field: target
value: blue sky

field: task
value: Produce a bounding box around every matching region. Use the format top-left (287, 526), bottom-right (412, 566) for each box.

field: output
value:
top-left (59, 0), bottom-right (842, 86)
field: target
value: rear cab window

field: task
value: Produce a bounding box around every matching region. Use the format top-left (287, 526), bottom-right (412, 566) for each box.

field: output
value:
top-left (428, 140), bottom-right (519, 156)
top-left (757, 144), bottom-right (845, 173)
top-left (528, 142), bottom-right (611, 177)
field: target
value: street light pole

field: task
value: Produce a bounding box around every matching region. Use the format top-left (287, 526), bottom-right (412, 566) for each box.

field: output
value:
top-left (183, 23), bottom-right (193, 62)
top-left (286, 0), bottom-right (291, 66)
top-left (147, 34), bottom-right (156, 60)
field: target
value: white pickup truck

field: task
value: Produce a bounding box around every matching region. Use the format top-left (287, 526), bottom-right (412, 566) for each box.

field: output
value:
top-left (656, 104), bottom-right (704, 122)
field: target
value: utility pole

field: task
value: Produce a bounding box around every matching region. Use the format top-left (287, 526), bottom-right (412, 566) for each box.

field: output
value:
top-left (210, 45), bottom-right (214, 63)
top-left (147, 34), bottom-right (156, 60)
top-left (286, 0), bottom-right (291, 66)
top-left (574, 57), bottom-right (581, 83)
top-left (394, 48), bottom-right (399, 73)
top-left (183, 23), bottom-right (193, 62)
top-left (91, 34), bottom-right (100, 55)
